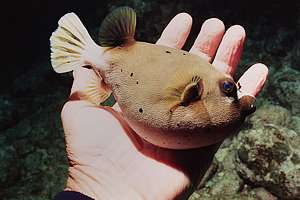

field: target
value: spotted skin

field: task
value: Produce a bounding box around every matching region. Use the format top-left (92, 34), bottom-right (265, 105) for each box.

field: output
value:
top-left (102, 42), bottom-right (248, 149)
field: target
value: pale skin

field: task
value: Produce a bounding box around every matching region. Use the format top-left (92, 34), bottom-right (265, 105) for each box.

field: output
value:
top-left (61, 14), bottom-right (268, 200)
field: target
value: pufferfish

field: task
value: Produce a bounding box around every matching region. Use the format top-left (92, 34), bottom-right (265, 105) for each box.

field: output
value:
top-left (50, 7), bottom-right (256, 149)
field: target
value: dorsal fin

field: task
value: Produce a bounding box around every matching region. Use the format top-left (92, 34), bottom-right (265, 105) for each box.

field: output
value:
top-left (99, 7), bottom-right (136, 47)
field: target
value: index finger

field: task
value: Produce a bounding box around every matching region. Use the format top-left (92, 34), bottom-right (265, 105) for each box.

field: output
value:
top-left (156, 13), bottom-right (192, 49)
top-left (189, 18), bottom-right (225, 62)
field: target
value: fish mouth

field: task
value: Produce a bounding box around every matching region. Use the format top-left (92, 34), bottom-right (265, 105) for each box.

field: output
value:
top-left (239, 95), bottom-right (256, 116)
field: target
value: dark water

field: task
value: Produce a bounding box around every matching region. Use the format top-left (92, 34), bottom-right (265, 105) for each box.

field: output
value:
top-left (1, 0), bottom-right (299, 199)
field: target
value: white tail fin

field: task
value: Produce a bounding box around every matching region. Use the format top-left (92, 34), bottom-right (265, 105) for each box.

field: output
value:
top-left (50, 13), bottom-right (98, 73)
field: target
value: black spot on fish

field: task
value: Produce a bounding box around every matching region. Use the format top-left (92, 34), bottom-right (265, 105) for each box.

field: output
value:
top-left (176, 123), bottom-right (180, 127)
top-left (130, 72), bottom-right (134, 77)
top-left (139, 108), bottom-right (143, 113)
top-left (120, 69), bottom-right (123, 72)
top-left (136, 81), bottom-right (139, 84)
top-left (183, 53), bottom-right (187, 55)
top-left (166, 50), bottom-right (171, 54)
top-left (82, 65), bottom-right (92, 69)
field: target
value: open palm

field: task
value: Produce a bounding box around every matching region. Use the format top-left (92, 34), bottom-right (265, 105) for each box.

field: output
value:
top-left (61, 14), bottom-right (268, 200)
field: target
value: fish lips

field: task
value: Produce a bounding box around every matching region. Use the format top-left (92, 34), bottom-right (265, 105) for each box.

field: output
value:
top-left (239, 95), bottom-right (256, 117)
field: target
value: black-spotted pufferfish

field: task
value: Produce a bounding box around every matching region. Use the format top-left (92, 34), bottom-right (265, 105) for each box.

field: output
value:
top-left (50, 7), bottom-right (256, 149)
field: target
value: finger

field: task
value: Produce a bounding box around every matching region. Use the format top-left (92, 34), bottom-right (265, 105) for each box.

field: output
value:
top-left (189, 18), bottom-right (225, 62)
top-left (237, 63), bottom-right (268, 97)
top-left (156, 13), bottom-right (192, 49)
top-left (212, 25), bottom-right (246, 76)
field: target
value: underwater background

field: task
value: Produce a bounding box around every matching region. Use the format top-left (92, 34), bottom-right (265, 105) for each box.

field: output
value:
top-left (1, 0), bottom-right (299, 199)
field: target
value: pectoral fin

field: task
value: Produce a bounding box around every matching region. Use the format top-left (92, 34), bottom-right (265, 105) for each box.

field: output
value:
top-left (83, 69), bottom-right (112, 106)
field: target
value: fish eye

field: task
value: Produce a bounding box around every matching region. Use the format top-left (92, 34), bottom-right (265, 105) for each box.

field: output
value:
top-left (220, 79), bottom-right (237, 96)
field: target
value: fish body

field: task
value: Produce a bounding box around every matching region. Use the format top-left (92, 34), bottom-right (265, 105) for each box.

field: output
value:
top-left (50, 7), bottom-right (256, 149)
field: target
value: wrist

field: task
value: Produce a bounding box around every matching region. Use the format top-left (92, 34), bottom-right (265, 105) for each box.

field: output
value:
top-left (65, 165), bottom-right (144, 200)
top-left (54, 191), bottom-right (94, 200)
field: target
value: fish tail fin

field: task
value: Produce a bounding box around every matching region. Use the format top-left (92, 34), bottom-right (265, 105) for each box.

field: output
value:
top-left (50, 13), bottom-right (100, 73)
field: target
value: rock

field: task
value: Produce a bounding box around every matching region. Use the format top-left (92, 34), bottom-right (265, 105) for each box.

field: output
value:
top-left (1, 102), bottom-right (68, 200)
top-left (0, 96), bottom-right (18, 131)
top-left (188, 192), bottom-right (257, 200)
top-left (290, 116), bottom-right (300, 134)
top-left (264, 27), bottom-right (294, 58)
top-left (235, 119), bottom-right (300, 199)
top-left (284, 40), bottom-right (300, 71)
top-left (250, 103), bottom-right (292, 127)
top-left (0, 138), bottom-right (20, 190)
top-left (191, 103), bottom-right (300, 200)
top-left (0, 61), bottom-right (70, 133)
top-left (192, 143), bottom-right (245, 199)
top-left (251, 187), bottom-right (278, 200)
top-left (269, 67), bottom-right (300, 115)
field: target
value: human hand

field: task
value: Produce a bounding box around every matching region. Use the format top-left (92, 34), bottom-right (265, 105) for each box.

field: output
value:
top-left (61, 13), bottom-right (268, 200)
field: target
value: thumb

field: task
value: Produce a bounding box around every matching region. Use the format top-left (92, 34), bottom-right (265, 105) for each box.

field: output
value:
top-left (236, 63), bottom-right (268, 116)
top-left (237, 63), bottom-right (268, 98)
top-left (61, 67), bottom-right (125, 151)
